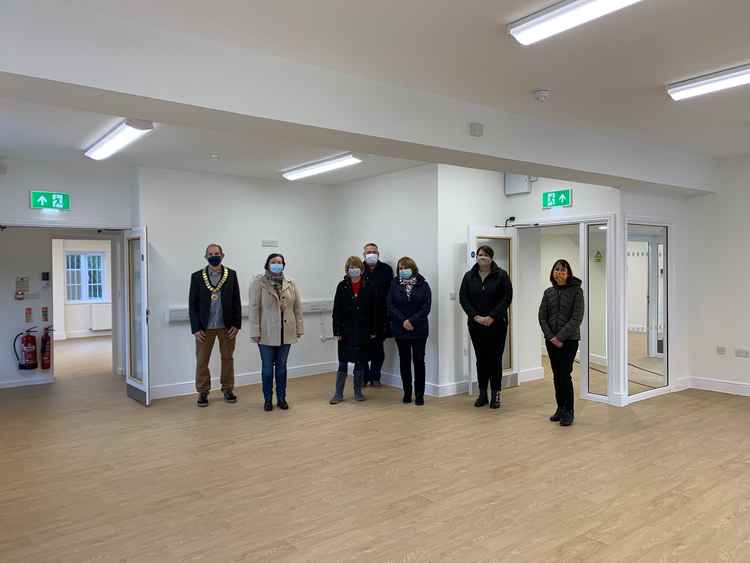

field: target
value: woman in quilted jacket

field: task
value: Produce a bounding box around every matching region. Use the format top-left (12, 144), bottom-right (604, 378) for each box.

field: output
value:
top-left (538, 259), bottom-right (585, 427)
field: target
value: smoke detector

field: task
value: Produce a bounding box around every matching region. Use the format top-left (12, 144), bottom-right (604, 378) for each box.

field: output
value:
top-left (533, 89), bottom-right (551, 103)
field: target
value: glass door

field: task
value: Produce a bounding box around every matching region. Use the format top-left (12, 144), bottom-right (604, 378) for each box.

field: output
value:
top-left (124, 227), bottom-right (150, 405)
top-left (584, 223), bottom-right (609, 398)
top-left (627, 224), bottom-right (668, 396)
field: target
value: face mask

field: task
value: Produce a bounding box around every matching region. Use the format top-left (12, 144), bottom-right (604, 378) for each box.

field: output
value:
top-left (269, 263), bottom-right (284, 274)
top-left (399, 268), bottom-right (413, 280)
top-left (364, 253), bottom-right (379, 266)
top-left (207, 256), bottom-right (222, 267)
top-left (348, 268), bottom-right (362, 279)
top-left (477, 256), bottom-right (491, 266)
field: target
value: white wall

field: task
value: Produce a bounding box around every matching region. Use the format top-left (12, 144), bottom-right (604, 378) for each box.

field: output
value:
top-left (0, 157), bottom-right (138, 228)
top-left (53, 239), bottom-right (113, 340)
top-left (138, 167), bottom-right (341, 399)
top-left (687, 157), bottom-right (750, 394)
top-left (330, 165), bottom-right (440, 391)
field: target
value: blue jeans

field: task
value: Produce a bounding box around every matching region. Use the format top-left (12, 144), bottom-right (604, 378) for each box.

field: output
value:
top-left (259, 344), bottom-right (291, 402)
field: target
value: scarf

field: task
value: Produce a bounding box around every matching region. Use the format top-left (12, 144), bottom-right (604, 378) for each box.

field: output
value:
top-left (265, 271), bottom-right (284, 294)
top-left (400, 276), bottom-right (418, 300)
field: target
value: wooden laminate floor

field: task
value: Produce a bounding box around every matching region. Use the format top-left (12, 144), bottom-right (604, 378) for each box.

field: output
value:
top-left (1, 362), bottom-right (750, 562)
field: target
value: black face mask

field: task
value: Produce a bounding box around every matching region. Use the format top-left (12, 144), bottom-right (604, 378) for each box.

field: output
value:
top-left (207, 256), bottom-right (222, 267)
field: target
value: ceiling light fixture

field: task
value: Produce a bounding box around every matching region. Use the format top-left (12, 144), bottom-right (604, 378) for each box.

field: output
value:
top-left (84, 119), bottom-right (154, 160)
top-left (667, 63), bottom-right (750, 101)
top-left (507, 0), bottom-right (644, 46)
top-left (281, 153), bottom-right (362, 181)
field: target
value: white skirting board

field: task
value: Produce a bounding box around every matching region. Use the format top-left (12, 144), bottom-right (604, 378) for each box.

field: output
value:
top-left (0, 372), bottom-right (55, 389)
top-left (150, 361), bottom-right (338, 400)
top-left (687, 377), bottom-right (750, 397)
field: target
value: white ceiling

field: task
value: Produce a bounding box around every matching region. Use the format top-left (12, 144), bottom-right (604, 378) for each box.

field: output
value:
top-left (0, 98), bottom-right (421, 184)
top-left (85, 0), bottom-right (750, 158)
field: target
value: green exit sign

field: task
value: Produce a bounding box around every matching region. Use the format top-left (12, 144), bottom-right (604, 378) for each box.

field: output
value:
top-left (542, 188), bottom-right (572, 209)
top-left (30, 191), bottom-right (71, 210)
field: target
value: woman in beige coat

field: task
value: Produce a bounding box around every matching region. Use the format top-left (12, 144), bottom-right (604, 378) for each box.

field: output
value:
top-left (249, 253), bottom-right (304, 412)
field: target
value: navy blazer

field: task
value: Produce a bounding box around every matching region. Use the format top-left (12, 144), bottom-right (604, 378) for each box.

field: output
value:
top-left (387, 275), bottom-right (431, 340)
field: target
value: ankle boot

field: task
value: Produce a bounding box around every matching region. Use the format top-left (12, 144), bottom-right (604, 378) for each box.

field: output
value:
top-left (550, 408), bottom-right (561, 422)
top-left (489, 391), bottom-right (502, 409)
top-left (474, 390), bottom-right (489, 408)
top-left (330, 371), bottom-right (347, 404)
top-left (353, 370), bottom-right (366, 401)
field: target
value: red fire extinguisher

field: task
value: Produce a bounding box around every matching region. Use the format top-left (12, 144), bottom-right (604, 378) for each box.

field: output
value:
top-left (14, 327), bottom-right (38, 370)
top-left (40, 326), bottom-right (53, 370)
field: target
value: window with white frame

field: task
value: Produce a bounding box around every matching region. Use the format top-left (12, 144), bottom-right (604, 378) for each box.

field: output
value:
top-left (65, 253), bottom-right (107, 302)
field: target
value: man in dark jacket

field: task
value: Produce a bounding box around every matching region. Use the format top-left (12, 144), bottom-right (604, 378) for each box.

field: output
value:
top-left (189, 244), bottom-right (242, 407)
top-left (362, 243), bottom-right (393, 386)
top-left (459, 247), bottom-right (513, 409)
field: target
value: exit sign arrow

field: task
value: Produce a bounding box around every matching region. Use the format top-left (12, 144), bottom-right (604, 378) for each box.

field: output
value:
top-left (30, 191), bottom-right (71, 210)
top-left (542, 188), bottom-right (573, 209)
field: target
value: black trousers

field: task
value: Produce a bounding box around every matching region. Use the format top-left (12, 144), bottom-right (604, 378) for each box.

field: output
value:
top-left (396, 338), bottom-right (427, 400)
top-left (469, 321), bottom-right (507, 395)
top-left (546, 339), bottom-right (579, 414)
top-left (365, 337), bottom-right (386, 383)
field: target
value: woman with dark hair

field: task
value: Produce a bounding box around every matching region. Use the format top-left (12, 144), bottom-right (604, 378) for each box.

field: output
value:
top-left (249, 253), bottom-right (304, 412)
top-left (538, 259), bottom-right (584, 427)
top-left (330, 256), bottom-right (376, 404)
top-left (459, 245), bottom-right (513, 409)
top-left (388, 257), bottom-right (432, 405)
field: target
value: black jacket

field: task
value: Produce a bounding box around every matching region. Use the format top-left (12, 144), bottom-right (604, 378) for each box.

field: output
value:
top-left (388, 275), bottom-right (431, 340)
top-left (459, 263), bottom-right (513, 326)
top-left (188, 266), bottom-right (242, 334)
top-left (333, 277), bottom-right (377, 362)
top-left (538, 277), bottom-right (585, 342)
top-left (362, 261), bottom-right (394, 338)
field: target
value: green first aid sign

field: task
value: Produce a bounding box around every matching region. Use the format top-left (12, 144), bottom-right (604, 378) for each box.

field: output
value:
top-left (30, 191), bottom-right (71, 210)
top-left (542, 189), bottom-right (572, 209)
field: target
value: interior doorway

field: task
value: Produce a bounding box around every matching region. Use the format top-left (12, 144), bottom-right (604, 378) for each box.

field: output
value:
top-left (51, 239), bottom-right (114, 379)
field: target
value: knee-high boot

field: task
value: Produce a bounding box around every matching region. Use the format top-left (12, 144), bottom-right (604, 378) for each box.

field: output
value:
top-left (353, 369), bottom-right (366, 401)
top-left (329, 371), bottom-right (347, 404)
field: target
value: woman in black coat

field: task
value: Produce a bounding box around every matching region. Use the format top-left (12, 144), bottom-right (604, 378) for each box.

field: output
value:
top-left (388, 256), bottom-right (432, 406)
top-left (539, 259), bottom-right (584, 427)
top-left (459, 245), bottom-right (513, 409)
top-left (330, 256), bottom-right (376, 404)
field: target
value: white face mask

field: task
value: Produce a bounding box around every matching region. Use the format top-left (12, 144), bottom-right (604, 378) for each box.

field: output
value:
top-left (348, 267), bottom-right (362, 279)
top-left (364, 253), bottom-right (379, 266)
top-left (477, 256), bottom-right (492, 267)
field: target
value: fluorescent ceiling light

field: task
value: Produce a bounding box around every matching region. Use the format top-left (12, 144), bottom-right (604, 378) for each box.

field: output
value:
top-left (282, 153), bottom-right (362, 181)
top-left (84, 119), bottom-right (154, 160)
top-left (508, 0), bottom-right (644, 46)
top-left (667, 64), bottom-right (750, 101)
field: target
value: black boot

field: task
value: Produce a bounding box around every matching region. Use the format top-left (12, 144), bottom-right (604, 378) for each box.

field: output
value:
top-left (474, 390), bottom-right (489, 408)
top-left (560, 410), bottom-right (574, 426)
top-left (353, 370), bottom-right (366, 401)
top-left (329, 371), bottom-right (347, 404)
top-left (489, 391), bottom-right (502, 409)
top-left (197, 393), bottom-right (209, 407)
top-left (264, 400), bottom-right (273, 412)
top-left (223, 390), bottom-right (237, 403)
top-left (550, 409), bottom-right (561, 422)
